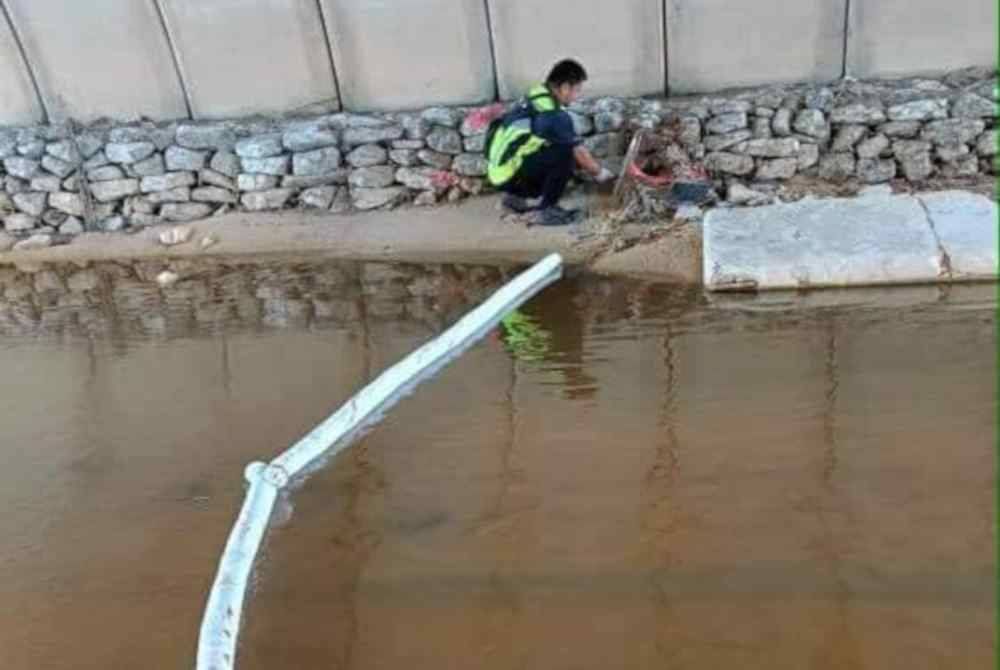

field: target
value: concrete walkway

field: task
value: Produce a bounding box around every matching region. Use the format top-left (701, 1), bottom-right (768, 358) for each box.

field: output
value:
top-left (704, 188), bottom-right (997, 291)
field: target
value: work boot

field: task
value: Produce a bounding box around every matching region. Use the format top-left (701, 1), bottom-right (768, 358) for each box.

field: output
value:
top-left (552, 205), bottom-right (583, 223)
top-left (501, 194), bottom-right (535, 214)
top-left (529, 206), bottom-right (574, 227)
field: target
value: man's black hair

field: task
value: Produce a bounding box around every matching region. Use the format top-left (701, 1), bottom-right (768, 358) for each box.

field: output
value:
top-left (546, 59), bottom-right (588, 87)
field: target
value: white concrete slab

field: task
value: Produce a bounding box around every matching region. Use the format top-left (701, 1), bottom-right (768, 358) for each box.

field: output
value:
top-left (321, 0), bottom-right (494, 111)
top-left (158, 0), bottom-right (339, 119)
top-left (704, 194), bottom-right (942, 291)
top-left (0, 10), bottom-right (42, 124)
top-left (918, 191), bottom-right (998, 280)
top-left (5, 0), bottom-right (187, 122)
top-left (488, 0), bottom-right (664, 100)
top-left (847, 0), bottom-right (998, 78)
top-left (666, 0), bottom-right (846, 93)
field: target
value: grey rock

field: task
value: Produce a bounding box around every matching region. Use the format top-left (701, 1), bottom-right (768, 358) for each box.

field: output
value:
top-left (346, 144), bottom-right (388, 168)
top-left (706, 112), bottom-right (748, 135)
top-left (351, 186), bottom-right (406, 210)
top-left (41, 209), bottom-right (68, 228)
top-left (390, 149), bottom-right (420, 167)
top-left (0, 132), bottom-right (17, 158)
top-left (88, 165), bottom-right (126, 181)
top-left (452, 153), bottom-right (488, 177)
top-left (804, 87), bottom-right (835, 111)
top-left (281, 172), bottom-right (349, 188)
top-left (76, 133), bottom-right (105, 159)
top-left (818, 153), bottom-right (856, 180)
top-left (4, 157), bottom-right (39, 180)
top-left (300, 185), bottom-right (336, 209)
top-left (418, 149), bottom-right (453, 169)
top-left (50, 192), bottom-right (85, 217)
top-left (427, 127), bottom-right (463, 155)
top-left (283, 122), bottom-right (339, 152)
top-left (709, 99), bottom-right (753, 115)
top-left (921, 119), bottom-right (986, 146)
top-left (67, 269), bottom-right (101, 291)
top-left (830, 103), bottom-right (887, 125)
top-left (413, 190), bottom-right (438, 206)
top-left (241, 155), bottom-right (291, 176)
top-left (330, 187), bottom-right (352, 214)
top-left (887, 99), bottom-right (948, 122)
top-left (394, 167), bottom-right (439, 191)
top-left (161, 203), bottom-right (214, 222)
top-left (569, 111), bottom-right (594, 136)
top-left (13, 234), bottom-right (52, 250)
top-left (744, 137), bottom-right (800, 158)
top-left (595, 111), bottom-right (625, 132)
top-left (41, 155), bottom-right (75, 178)
top-left (880, 121), bottom-right (922, 138)
top-left (771, 108), bottom-right (792, 136)
top-left (756, 158), bottom-right (798, 180)
top-left (951, 93), bottom-right (996, 119)
top-left (200, 169), bottom-right (236, 190)
top-left (752, 116), bottom-right (773, 139)
top-left (144, 188), bottom-right (191, 204)
top-left (61, 175), bottom-right (80, 192)
top-left (30, 176), bottom-right (62, 192)
top-left (705, 152), bottom-right (754, 175)
top-left (109, 127), bottom-right (149, 143)
top-left (678, 117), bottom-right (702, 146)
top-left (392, 139), bottom-right (426, 150)
top-left (792, 109), bottom-right (829, 139)
top-left (938, 156), bottom-right (979, 178)
top-left (936, 143), bottom-right (970, 163)
top-left (400, 114), bottom-right (431, 140)
top-left (165, 145), bottom-right (209, 171)
top-left (831, 125), bottom-right (867, 152)
top-left (727, 183), bottom-right (770, 206)
top-left (83, 152), bottom-right (110, 171)
top-left (46, 140), bottom-right (77, 163)
top-left (241, 189), bottom-right (294, 211)
top-left (192, 187), bottom-right (237, 204)
top-left (342, 125), bottom-right (403, 147)
top-left (209, 150), bottom-right (239, 177)
top-left (106, 142), bottom-right (155, 164)
top-left (292, 147), bottom-right (342, 176)
top-left (141, 172), bottom-right (196, 193)
top-left (756, 106), bottom-right (776, 118)
top-left (237, 174), bottom-right (280, 191)
top-left (98, 215), bottom-right (126, 231)
top-left (421, 107), bottom-right (460, 128)
top-left (976, 129), bottom-right (997, 156)
top-left (4, 176), bottom-right (26, 194)
top-left (150, 125), bottom-right (178, 151)
top-left (857, 158), bottom-right (897, 183)
top-left (4, 213), bottom-right (36, 232)
top-left (17, 139), bottom-right (44, 158)
top-left (857, 134), bottom-right (890, 159)
top-left (176, 124), bottom-right (237, 150)
top-left (235, 134), bottom-right (284, 159)
top-left (91, 179), bottom-right (140, 202)
top-left (705, 130), bottom-right (752, 152)
top-left (13, 192), bottom-right (46, 216)
top-left (130, 153), bottom-right (165, 177)
top-left (348, 166), bottom-right (396, 189)
top-left (894, 144), bottom-right (934, 181)
top-left (59, 217), bottom-right (84, 235)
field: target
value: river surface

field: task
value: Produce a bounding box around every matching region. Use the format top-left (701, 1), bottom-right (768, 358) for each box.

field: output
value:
top-left (0, 258), bottom-right (994, 670)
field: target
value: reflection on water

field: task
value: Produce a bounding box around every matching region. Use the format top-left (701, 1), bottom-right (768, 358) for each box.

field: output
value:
top-left (0, 258), bottom-right (993, 670)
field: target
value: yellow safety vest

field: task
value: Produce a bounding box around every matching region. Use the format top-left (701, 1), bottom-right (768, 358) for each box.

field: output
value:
top-left (486, 85), bottom-right (559, 187)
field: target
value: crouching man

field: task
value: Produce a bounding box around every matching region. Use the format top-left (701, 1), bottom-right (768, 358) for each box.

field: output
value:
top-left (486, 59), bottom-right (615, 226)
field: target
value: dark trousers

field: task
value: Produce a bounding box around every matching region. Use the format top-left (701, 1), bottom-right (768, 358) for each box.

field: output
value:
top-left (500, 143), bottom-right (573, 209)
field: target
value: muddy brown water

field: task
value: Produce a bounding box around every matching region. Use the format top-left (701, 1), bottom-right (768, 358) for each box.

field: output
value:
top-left (0, 258), bottom-right (993, 670)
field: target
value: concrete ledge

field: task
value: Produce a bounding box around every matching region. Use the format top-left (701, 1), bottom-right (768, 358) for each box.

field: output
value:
top-left (703, 192), bottom-right (969, 291)
top-left (918, 191), bottom-right (998, 280)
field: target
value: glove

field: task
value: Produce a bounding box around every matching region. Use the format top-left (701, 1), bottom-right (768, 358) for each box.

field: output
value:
top-left (594, 167), bottom-right (616, 184)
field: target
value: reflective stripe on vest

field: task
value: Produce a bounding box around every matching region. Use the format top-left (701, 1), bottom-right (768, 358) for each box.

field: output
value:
top-left (487, 85), bottom-right (559, 186)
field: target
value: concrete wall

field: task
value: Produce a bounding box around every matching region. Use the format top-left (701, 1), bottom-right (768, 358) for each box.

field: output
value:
top-left (158, 0), bottom-right (339, 119)
top-left (4, 0), bottom-right (188, 122)
top-left (0, 0), bottom-right (993, 125)
top-left (488, 0), bottom-right (665, 100)
top-left (847, 0), bottom-right (998, 79)
top-left (666, 0), bottom-right (847, 93)
top-left (320, 0), bottom-right (495, 111)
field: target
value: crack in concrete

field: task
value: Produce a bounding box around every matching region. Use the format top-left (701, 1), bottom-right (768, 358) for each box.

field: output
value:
top-left (915, 194), bottom-right (954, 280)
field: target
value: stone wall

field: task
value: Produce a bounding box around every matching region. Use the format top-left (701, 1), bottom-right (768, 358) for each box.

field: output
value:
top-left (0, 69), bottom-right (994, 250)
